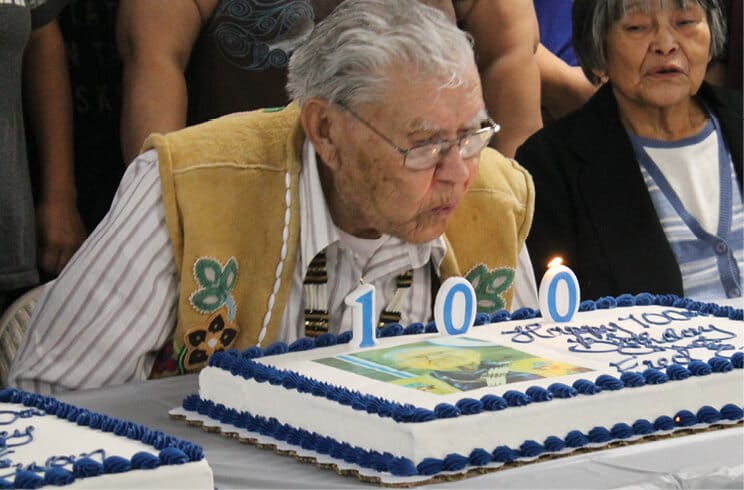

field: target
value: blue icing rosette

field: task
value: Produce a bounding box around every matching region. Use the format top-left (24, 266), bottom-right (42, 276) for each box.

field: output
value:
top-left (547, 383), bottom-right (577, 398)
top-left (313, 333), bottom-right (338, 348)
top-left (610, 423), bottom-right (634, 439)
top-left (642, 368), bottom-right (669, 385)
top-left (688, 361), bottom-right (712, 376)
top-left (379, 323), bottom-right (403, 338)
top-left (564, 430), bottom-right (588, 448)
top-left (731, 351), bottom-right (744, 368)
top-left (543, 436), bottom-right (566, 452)
top-left (72, 457), bottom-right (104, 478)
top-left (468, 448), bottom-right (493, 466)
top-left (615, 293), bottom-right (636, 306)
top-left (103, 456), bottom-right (131, 474)
top-left (696, 406), bottom-right (721, 424)
top-left (503, 390), bottom-right (531, 406)
top-left (632, 419), bottom-right (655, 435)
top-left (263, 341), bottom-right (289, 356)
top-left (594, 296), bottom-right (618, 309)
top-left (491, 445), bottom-right (520, 463)
top-left (417, 458), bottom-right (444, 476)
top-left (402, 322), bottom-right (426, 335)
top-left (489, 310), bottom-right (511, 322)
top-left (666, 364), bottom-right (691, 381)
top-left (480, 394), bottom-right (508, 411)
top-left (241, 346), bottom-right (263, 359)
top-left (510, 307), bottom-right (539, 320)
top-left (654, 415), bottom-right (675, 431)
top-left (131, 452), bottom-right (161, 470)
top-left (720, 404), bottom-right (744, 421)
top-left (587, 427), bottom-right (612, 443)
top-left (572, 379), bottom-right (602, 395)
top-left (578, 299), bottom-right (597, 311)
top-left (525, 386), bottom-right (552, 402)
top-left (433, 403), bottom-right (460, 418)
top-left (14, 470), bottom-right (44, 489)
top-left (708, 357), bottom-right (733, 373)
top-left (288, 337), bottom-right (315, 352)
top-left (474, 312), bottom-right (491, 326)
top-left (43, 467), bottom-right (74, 487)
top-left (595, 374), bottom-right (623, 391)
top-left (455, 398), bottom-right (484, 415)
top-left (442, 453), bottom-right (469, 472)
top-left (620, 371), bottom-right (645, 387)
top-left (519, 440), bottom-right (545, 457)
top-left (389, 457), bottom-right (417, 476)
top-left (674, 410), bottom-right (697, 427)
top-left (336, 330), bottom-right (353, 344)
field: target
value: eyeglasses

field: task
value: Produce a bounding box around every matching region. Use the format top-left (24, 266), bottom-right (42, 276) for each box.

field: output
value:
top-left (336, 103), bottom-right (500, 171)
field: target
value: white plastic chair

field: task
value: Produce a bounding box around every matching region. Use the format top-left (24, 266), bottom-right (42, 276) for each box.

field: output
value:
top-left (0, 285), bottom-right (45, 387)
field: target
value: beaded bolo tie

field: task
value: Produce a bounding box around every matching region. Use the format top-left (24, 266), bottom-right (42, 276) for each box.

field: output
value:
top-left (303, 251), bottom-right (413, 337)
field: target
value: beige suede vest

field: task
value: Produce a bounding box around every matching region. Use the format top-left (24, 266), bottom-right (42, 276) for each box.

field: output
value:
top-left (143, 104), bottom-right (534, 377)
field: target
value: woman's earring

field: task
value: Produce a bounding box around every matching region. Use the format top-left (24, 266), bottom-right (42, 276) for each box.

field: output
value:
top-left (591, 68), bottom-right (609, 85)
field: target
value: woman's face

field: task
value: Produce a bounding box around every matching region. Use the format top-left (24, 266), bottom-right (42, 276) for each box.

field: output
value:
top-left (602, 1), bottom-right (712, 111)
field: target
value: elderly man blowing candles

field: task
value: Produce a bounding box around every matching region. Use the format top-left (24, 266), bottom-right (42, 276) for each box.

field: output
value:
top-left (10, 0), bottom-right (535, 394)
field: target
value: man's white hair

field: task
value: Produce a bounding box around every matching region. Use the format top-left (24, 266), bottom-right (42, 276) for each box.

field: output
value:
top-left (286, 0), bottom-right (477, 107)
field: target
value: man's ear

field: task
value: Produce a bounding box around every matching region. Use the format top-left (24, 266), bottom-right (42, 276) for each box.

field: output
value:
top-left (300, 98), bottom-right (341, 170)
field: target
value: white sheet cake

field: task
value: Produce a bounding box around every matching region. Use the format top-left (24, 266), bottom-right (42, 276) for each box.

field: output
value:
top-left (0, 389), bottom-right (213, 489)
top-left (173, 294), bottom-right (743, 485)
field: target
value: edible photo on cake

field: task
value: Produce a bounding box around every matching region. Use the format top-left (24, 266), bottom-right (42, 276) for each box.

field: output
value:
top-left (314, 337), bottom-right (593, 394)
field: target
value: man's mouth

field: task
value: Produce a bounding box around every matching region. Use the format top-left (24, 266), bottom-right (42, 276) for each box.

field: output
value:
top-left (430, 204), bottom-right (455, 217)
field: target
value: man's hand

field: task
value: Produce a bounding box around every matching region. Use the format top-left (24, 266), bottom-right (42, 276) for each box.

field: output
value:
top-left (35, 199), bottom-right (87, 276)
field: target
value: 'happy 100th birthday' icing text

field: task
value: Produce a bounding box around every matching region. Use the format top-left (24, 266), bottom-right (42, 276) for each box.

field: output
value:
top-left (500, 309), bottom-right (740, 373)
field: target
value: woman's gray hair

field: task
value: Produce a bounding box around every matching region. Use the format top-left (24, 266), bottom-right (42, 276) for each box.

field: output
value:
top-left (573, 0), bottom-right (726, 84)
top-left (286, 0), bottom-right (476, 107)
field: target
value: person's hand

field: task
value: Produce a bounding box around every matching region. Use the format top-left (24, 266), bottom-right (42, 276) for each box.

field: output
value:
top-left (35, 199), bottom-right (87, 276)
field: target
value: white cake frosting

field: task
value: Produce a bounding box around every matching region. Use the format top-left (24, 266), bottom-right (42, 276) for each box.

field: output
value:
top-left (177, 296), bottom-right (744, 483)
top-left (0, 393), bottom-right (213, 489)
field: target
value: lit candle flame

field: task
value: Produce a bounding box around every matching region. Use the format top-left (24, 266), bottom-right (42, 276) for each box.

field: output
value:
top-left (674, 415), bottom-right (681, 424)
top-left (548, 257), bottom-right (563, 268)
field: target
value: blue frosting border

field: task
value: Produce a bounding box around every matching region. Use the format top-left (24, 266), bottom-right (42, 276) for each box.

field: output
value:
top-left (182, 396), bottom-right (743, 476)
top-left (0, 388), bottom-right (205, 489)
top-left (183, 293), bottom-right (744, 477)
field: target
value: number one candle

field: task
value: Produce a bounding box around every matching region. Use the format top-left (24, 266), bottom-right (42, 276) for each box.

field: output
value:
top-left (538, 257), bottom-right (580, 323)
top-left (346, 280), bottom-right (377, 348)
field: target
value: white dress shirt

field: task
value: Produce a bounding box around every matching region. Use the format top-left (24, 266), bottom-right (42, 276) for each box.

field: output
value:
top-left (10, 142), bottom-right (537, 394)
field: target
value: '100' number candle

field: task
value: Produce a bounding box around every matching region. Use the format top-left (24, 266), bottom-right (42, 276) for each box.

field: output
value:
top-left (538, 257), bottom-right (580, 323)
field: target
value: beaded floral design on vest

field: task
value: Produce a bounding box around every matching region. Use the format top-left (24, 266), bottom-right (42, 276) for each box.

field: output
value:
top-left (181, 257), bottom-right (241, 373)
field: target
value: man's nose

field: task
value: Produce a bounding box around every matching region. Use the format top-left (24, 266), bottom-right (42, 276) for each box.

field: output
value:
top-left (435, 143), bottom-right (472, 184)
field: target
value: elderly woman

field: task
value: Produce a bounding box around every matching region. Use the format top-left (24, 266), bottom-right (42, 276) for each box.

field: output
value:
top-left (516, 0), bottom-right (742, 302)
